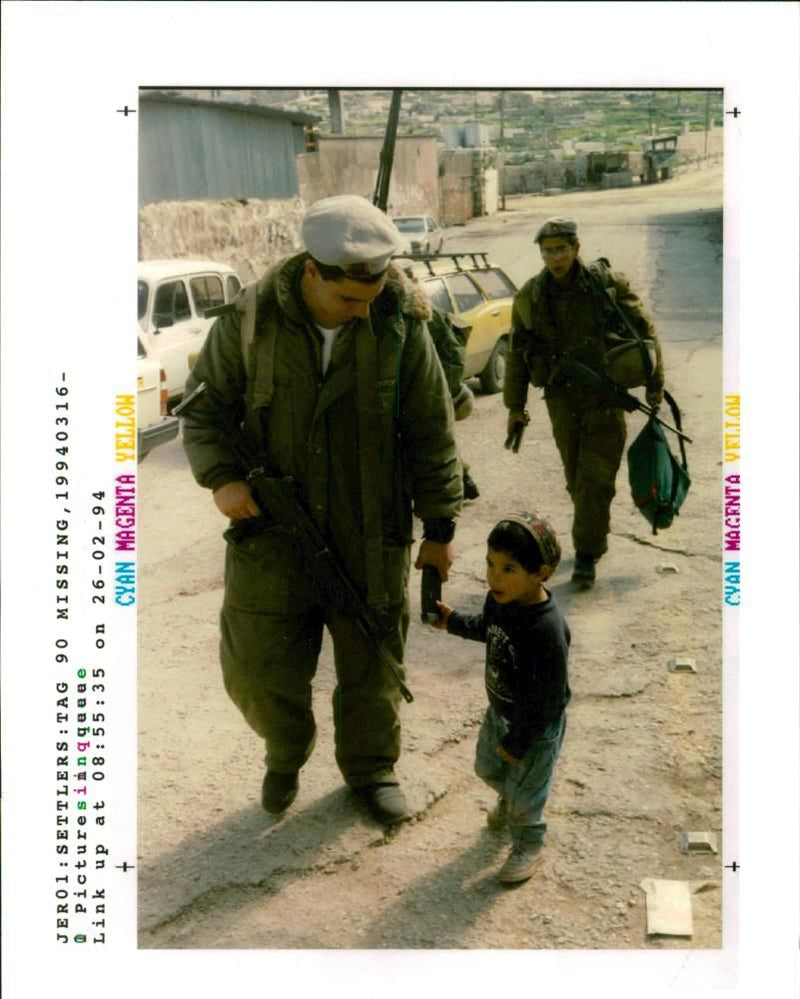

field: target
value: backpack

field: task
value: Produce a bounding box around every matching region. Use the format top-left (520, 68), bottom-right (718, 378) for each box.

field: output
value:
top-left (588, 257), bottom-right (657, 389)
top-left (627, 390), bottom-right (691, 534)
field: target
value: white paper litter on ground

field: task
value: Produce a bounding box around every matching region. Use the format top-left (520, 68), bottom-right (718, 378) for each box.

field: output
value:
top-left (639, 878), bottom-right (717, 936)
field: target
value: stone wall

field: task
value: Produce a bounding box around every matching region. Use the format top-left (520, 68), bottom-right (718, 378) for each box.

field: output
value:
top-left (138, 197), bottom-right (306, 281)
top-left (503, 161), bottom-right (575, 195)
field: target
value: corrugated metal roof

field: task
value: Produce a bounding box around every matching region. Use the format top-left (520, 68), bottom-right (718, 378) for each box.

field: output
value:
top-left (140, 91), bottom-right (319, 125)
top-left (139, 99), bottom-right (308, 203)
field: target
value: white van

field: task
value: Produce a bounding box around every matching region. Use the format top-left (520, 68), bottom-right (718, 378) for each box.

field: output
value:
top-left (137, 259), bottom-right (242, 404)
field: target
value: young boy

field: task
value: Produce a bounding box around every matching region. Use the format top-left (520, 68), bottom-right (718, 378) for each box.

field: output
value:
top-left (430, 513), bottom-right (571, 884)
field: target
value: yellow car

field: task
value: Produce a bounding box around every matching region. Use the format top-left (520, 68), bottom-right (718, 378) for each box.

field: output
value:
top-left (400, 252), bottom-right (518, 394)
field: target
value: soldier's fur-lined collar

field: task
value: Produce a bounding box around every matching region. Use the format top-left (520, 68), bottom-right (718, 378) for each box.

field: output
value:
top-left (384, 264), bottom-right (433, 321)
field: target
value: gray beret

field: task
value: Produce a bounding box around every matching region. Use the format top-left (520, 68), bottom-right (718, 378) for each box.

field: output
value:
top-left (302, 195), bottom-right (402, 276)
top-left (534, 216), bottom-right (578, 244)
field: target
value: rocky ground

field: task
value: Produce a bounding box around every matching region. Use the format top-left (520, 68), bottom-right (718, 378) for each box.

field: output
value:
top-left (136, 168), bottom-right (727, 959)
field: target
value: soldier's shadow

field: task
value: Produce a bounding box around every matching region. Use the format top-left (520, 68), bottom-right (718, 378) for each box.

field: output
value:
top-left (138, 786), bottom-right (380, 943)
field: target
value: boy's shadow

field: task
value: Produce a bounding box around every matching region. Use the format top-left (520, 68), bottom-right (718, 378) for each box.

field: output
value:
top-left (360, 828), bottom-right (519, 949)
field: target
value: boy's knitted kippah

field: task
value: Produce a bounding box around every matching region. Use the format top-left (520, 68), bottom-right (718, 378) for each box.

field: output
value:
top-left (504, 512), bottom-right (562, 570)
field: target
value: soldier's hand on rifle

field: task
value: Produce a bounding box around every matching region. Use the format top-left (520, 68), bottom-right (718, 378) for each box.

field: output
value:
top-left (505, 409), bottom-right (530, 453)
top-left (646, 386), bottom-right (664, 408)
top-left (506, 410), bottom-right (528, 436)
top-left (213, 480), bottom-right (262, 519)
top-left (415, 539), bottom-right (454, 583)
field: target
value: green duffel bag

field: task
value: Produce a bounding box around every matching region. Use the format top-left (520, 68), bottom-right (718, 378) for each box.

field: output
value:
top-left (627, 390), bottom-right (691, 534)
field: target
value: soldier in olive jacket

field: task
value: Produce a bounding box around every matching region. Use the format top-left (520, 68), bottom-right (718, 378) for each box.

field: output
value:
top-left (504, 217), bottom-right (664, 588)
top-left (181, 196), bottom-right (462, 825)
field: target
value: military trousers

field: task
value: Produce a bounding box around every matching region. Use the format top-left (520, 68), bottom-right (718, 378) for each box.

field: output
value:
top-left (545, 394), bottom-right (627, 558)
top-left (219, 523), bottom-right (410, 789)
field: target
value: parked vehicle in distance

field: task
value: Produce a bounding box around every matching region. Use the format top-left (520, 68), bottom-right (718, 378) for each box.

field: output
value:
top-left (138, 259), bottom-right (242, 405)
top-left (137, 336), bottom-right (178, 461)
top-left (397, 251), bottom-right (518, 393)
top-left (392, 215), bottom-right (445, 256)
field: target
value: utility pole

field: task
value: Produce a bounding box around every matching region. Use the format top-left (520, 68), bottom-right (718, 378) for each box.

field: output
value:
top-left (703, 90), bottom-right (710, 159)
top-left (499, 90), bottom-right (506, 210)
top-left (373, 89), bottom-right (402, 212)
top-left (328, 89), bottom-right (345, 134)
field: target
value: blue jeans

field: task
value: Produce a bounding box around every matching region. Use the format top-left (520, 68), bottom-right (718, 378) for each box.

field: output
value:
top-left (474, 706), bottom-right (566, 848)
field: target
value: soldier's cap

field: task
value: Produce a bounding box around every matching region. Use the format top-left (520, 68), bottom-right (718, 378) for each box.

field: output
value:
top-left (502, 512), bottom-right (562, 569)
top-left (302, 195), bottom-right (402, 277)
top-left (534, 216), bottom-right (578, 244)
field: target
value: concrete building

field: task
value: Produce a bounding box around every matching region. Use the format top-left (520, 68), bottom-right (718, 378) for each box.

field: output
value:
top-left (296, 134), bottom-right (440, 218)
top-left (439, 148), bottom-right (500, 225)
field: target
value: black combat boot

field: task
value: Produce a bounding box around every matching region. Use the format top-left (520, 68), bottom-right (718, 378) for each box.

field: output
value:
top-left (571, 552), bottom-right (597, 589)
top-left (261, 770), bottom-right (299, 814)
top-left (355, 782), bottom-right (411, 826)
top-left (462, 471), bottom-right (480, 500)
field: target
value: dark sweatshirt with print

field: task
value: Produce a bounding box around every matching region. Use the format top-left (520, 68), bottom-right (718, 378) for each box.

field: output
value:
top-left (446, 590), bottom-right (571, 759)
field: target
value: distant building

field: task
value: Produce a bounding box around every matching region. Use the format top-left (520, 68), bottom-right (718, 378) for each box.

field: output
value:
top-left (439, 122), bottom-right (497, 149)
top-left (139, 92), bottom-right (318, 206)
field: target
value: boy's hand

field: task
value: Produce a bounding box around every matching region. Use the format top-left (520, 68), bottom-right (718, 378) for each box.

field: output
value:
top-left (497, 744), bottom-right (521, 764)
top-left (428, 600), bottom-right (453, 630)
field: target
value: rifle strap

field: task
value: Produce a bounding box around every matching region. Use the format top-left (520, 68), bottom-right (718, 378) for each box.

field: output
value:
top-left (236, 279), bottom-right (281, 458)
top-left (662, 389), bottom-right (689, 470)
top-left (240, 278), bottom-right (278, 413)
top-left (240, 281), bottom-right (258, 381)
top-left (356, 318), bottom-right (389, 608)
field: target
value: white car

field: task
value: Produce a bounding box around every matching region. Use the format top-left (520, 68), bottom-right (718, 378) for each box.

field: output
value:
top-left (137, 259), bottom-right (242, 405)
top-left (137, 336), bottom-right (179, 461)
top-left (391, 215), bottom-right (445, 255)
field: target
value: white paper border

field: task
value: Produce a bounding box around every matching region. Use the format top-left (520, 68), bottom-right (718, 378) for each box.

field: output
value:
top-left (2, 2), bottom-right (798, 996)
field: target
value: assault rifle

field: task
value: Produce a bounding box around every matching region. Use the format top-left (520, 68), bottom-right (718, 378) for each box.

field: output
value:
top-left (175, 382), bottom-right (414, 703)
top-left (519, 334), bottom-right (693, 444)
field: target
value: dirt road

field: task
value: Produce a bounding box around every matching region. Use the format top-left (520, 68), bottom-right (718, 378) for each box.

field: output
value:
top-left (137, 166), bottom-right (725, 953)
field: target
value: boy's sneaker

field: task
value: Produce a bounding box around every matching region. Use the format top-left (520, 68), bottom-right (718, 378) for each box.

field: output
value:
top-left (497, 844), bottom-right (543, 884)
top-left (486, 796), bottom-right (508, 830)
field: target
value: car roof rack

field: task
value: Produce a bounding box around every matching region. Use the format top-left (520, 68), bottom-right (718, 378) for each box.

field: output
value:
top-left (392, 251), bottom-right (492, 276)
